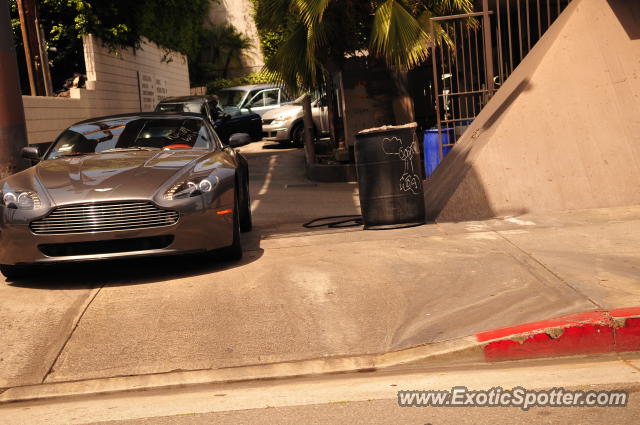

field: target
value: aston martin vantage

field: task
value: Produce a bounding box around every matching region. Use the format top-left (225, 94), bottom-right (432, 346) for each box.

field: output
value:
top-left (0, 113), bottom-right (252, 279)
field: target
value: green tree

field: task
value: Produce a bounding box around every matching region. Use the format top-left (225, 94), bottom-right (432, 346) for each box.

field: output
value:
top-left (9, 0), bottom-right (210, 91)
top-left (218, 26), bottom-right (252, 79)
top-left (255, 0), bottom-right (473, 90)
top-left (191, 24), bottom-right (255, 85)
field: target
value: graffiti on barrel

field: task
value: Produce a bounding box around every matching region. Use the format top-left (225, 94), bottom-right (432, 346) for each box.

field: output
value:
top-left (382, 136), bottom-right (422, 195)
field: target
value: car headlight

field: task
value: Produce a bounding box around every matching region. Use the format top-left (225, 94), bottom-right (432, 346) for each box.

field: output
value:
top-left (1, 190), bottom-right (42, 210)
top-left (164, 175), bottom-right (218, 200)
top-left (271, 115), bottom-right (294, 126)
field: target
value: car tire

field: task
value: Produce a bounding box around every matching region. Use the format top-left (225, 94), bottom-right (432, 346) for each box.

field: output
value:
top-left (290, 123), bottom-right (304, 148)
top-left (252, 129), bottom-right (262, 142)
top-left (0, 264), bottom-right (29, 281)
top-left (219, 195), bottom-right (243, 262)
top-left (239, 171), bottom-right (252, 233)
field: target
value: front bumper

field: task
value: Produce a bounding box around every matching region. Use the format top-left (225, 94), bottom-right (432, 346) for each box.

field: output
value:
top-left (0, 197), bottom-right (235, 266)
top-left (262, 122), bottom-right (290, 141)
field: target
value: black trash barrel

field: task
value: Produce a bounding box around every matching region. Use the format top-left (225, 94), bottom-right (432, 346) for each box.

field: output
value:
top-left (355, 123), bottom-right (425, 230)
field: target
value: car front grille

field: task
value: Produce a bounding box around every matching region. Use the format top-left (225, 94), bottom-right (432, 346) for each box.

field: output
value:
top-left (30, 202), bottom-right (179, 235)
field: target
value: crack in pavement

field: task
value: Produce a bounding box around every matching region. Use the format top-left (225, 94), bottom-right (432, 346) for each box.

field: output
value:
top-left (494, 231), bottom-right (602, 309)
top-left (40, 281), bottom-right (107, 384)
top-left (618, 355), bottom-right (640, 373)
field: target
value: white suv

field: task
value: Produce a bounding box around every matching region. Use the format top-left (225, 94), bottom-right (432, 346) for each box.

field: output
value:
top-left (261, 94), bottom-right (330, 146)
top-left (217, 84), bottom-right (293, 117)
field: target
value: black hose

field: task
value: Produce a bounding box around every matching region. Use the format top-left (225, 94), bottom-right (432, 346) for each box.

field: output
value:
top-left (302, 215), bottom-right (363, 229)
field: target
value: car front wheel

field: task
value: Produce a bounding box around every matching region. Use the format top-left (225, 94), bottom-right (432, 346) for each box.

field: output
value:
top-left (0, 264), bottom-right (29, 281)
top-left (218, 195), bottom-right (243, 261)
top-left (290, 123), bottom-right (304, 147)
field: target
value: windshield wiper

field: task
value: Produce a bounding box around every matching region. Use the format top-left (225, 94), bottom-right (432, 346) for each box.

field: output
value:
top-left (56, 152), bottom-right (93, 157)
top-left (100, 147), bottom-right (160, 153)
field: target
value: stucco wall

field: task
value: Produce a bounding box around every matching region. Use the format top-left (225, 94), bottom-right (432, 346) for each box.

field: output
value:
top-left (22, 35), bottom-right (190, 144)
top-left (425, 0), bottom-right (640, 221)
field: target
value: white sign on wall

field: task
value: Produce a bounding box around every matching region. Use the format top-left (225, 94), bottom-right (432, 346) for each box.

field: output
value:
top-left (138, 72), bottom-right (156, 111)
top-left (155, 77), bottom-right (168, 103)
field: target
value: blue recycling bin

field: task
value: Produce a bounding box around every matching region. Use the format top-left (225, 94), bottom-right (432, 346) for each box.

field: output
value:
top-left (423, 128), bottom-right (454, 177)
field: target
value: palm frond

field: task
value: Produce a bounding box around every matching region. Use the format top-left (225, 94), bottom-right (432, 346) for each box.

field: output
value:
top-left (261, 0), bottom-right (295, 27)
top-left (305, 17), bottom-right (327, 61)
top-left (438, 0), bottom-right (474, 12)
top-left (416, 10), bottom-right (453, 50)
top-left (292, 0), bottom-right (330, 58)
top-left (370, 0), bottom-right (430, 70)
top-left (293, 0), bottom-right (331, 26)
top-left (421, 0), bottom-right (474, 15)
top-left (264, 23), bottom-right (319, 90)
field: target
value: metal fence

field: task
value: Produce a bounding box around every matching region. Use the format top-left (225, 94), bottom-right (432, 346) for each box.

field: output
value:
top-left (496, 0), bottom-right (573, 83)
top-left (429, 0), bottom-right (573, 161)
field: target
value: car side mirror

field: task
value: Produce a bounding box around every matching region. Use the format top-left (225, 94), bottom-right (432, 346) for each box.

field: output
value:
top-left (228, 133), bottom-right (250, 148)
top-left (21, 146), bottom-right (40, 162)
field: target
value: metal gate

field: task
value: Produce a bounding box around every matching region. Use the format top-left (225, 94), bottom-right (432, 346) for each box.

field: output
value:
top-left (429, 0), bottom-right (573, 161)
top-left (430, 9), bottom-right (496, 161)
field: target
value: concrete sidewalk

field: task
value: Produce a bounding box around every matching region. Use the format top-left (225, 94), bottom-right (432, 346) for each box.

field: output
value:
top-left (1, 144), bottom-right (638, 394)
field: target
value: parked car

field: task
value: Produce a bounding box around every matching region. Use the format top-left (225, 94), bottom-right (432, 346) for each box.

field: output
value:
top-left (155, 95), bottom-right (262, 143)
top-left (261, 94), bottom-right (330, 146)
top-left (217, 84), bottom-right (293, 117)
top-left (0, 113), bottom-right (252, 279)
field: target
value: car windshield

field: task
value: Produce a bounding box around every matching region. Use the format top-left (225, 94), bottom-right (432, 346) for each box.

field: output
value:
top-left (218, 90), bottom-right (247, 108)
top-left (46, 118), bottom-right (212, 159)
top-left (155, 102), bottom-right (204, 114)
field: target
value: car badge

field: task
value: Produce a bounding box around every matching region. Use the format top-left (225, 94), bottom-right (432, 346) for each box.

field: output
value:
top-left (94, 188), bottom-right (113, 192)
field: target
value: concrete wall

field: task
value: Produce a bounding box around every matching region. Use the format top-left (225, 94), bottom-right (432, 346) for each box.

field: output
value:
top-left (207, 0), bottom-right (264, 77)
top-left (425, 0), bottom-right (640, 222)
top-left (22, 35), bottom-right (190, 144)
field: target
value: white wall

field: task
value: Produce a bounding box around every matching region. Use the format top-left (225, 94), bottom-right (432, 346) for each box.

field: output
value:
top-left (207, 0), bottom-right (264, 77)
top-left (22, 35), bottom-right (190, 144)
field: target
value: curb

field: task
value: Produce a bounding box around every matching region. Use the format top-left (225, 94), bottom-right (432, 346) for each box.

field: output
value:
top-left (0, 336), bottom-right (481, 405)
top-left (476, 307), bottom-right (640, 362)
top-left (1, 307), bottom-right (638, 405)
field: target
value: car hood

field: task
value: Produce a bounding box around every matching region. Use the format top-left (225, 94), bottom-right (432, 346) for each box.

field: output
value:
top-left (33, 150), bottom-right (206, 205)
top-left (262, 104), bottom-right (302, 120)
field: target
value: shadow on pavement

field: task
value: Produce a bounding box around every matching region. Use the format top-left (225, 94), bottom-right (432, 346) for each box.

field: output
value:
top-left (261, 141), bottom-right (296, 150)
top-left (238, 141), bottom-right (362, 241)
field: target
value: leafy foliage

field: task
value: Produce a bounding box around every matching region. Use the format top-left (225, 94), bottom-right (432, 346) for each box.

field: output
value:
top-left (9, 0), bottom-right (210, 92)
top-left (250, 0), bottom-right (293, 62)
top-left (190, 24), bottom-right (253, 85)
top-left (253, 0), bottom-right (473, 90)
top-left (206, 71), bottom-right (274, 95)
top-left (40, 0), bottom-right (209, 56)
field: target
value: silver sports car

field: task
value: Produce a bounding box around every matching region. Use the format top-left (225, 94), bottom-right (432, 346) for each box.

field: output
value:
top-left (0, 113), bottom-right (252, 279)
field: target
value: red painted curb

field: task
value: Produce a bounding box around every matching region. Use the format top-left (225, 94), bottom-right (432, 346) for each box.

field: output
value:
top-left (475, 308), bottom-right (640, 362)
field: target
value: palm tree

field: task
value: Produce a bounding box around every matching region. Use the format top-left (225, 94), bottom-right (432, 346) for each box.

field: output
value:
top-left (198, 24), bottom-right (252, 80)
top-left (257, 0), bottom-right (474, 90)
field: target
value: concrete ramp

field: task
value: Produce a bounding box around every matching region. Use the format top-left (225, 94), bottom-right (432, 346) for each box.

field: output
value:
top-left (425, 0), bottom-right (640, 222)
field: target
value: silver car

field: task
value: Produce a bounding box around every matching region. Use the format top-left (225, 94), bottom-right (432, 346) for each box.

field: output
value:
top-left (0, 113), bottom-right (252, 280)
top-left (217, 84), bottom-right (293, 117)
top-left (261, 95), bottom-right (330, 146)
